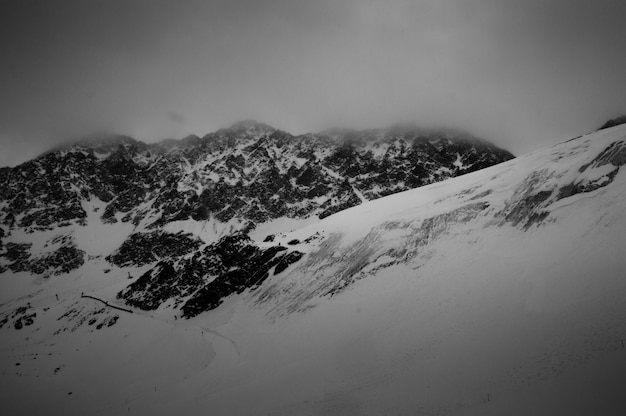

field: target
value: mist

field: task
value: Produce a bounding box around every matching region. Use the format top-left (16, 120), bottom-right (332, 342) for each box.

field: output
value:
top-left (2, 0), bottom-right (626, 167)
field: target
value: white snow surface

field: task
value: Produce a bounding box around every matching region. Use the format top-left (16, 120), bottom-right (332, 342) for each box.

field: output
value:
top-left (2, 124), bottom-right (626, 415)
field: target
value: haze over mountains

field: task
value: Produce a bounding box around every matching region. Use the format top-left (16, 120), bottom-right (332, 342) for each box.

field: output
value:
top-left (1, 118), bottom-right (626, 415)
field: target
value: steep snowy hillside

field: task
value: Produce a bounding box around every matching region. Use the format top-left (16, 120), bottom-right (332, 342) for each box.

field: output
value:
top-left (2, 123), bottom-right (626, 415)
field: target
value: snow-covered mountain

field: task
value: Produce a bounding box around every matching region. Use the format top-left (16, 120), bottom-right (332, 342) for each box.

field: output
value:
top-left (0, 121), bottom-right (511, 281)
top-left (2, 121), bottom-right (626, 415)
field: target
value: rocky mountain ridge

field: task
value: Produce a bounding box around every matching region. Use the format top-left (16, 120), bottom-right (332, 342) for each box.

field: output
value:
top-left (0, 121), bottom-right (513, 281)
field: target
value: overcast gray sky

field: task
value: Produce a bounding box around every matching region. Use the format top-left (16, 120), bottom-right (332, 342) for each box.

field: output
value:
top-left (1, 0), bottom-right (625, 167)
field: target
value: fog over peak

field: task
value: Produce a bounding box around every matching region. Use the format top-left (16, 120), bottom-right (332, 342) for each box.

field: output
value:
top-left (1, 0), bottom-right (626, 167)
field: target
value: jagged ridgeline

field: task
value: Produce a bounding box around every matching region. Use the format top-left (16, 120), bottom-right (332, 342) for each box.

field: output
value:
top-left (0, 120), bottom-right (513, 314)
top-left (0, 121), bottom-right (513, 231)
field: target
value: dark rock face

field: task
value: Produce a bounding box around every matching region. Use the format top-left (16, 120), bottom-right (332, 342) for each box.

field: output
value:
top-left (0, 240), bottom-right (84, 276)
top-left (29, 244), bottom-right (85, 276)
top-left (119, 262), bottom-right (179, 310)
top-left (273, 251), bottom-right (304, 275)
top-left (180, 245), bottom-right (289, 317)
top-left (0, 121), bottom-right (514, 315)
top-left (106, 231), bottom-right (203, 267)
top-left (116, 232), bottom-right (304, 317)
top-left (582, 140), bottom-right (626, 168)
top-left (0, 305), bottom-right (37, 330)
top-left (599, 115), bottom-right (626, 130)
top-left (0, 122), bottom-right (513, 236)
top-left (1, 242), bottom-right (32, 273)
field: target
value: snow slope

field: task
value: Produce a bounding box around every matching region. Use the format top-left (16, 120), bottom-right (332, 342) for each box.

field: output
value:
top-left (2, 124), bottom-right (626, 415)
